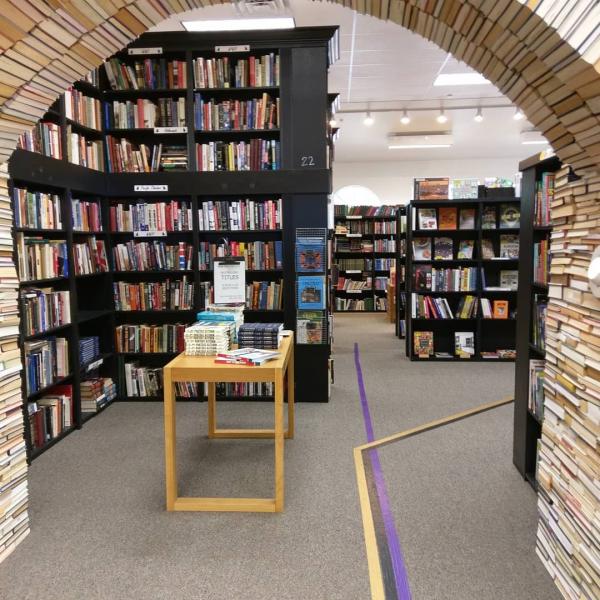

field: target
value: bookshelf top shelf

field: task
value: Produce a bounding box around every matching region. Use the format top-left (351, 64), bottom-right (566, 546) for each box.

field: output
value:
top-left (193, 86), bottom-right (279, 93)
top-left (410, 197), bottom-right (520, 206)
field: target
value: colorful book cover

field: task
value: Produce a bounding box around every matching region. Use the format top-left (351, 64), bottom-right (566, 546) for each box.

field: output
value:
top-left (418, 208), bottom-right (437, 229)
top-left (499, 203), bottom-right (520, 228)
top-left (457, 240), bottom-right (474, 259)
top-left (414, 178), bottom-right (449, 200)
top-left (500, 270), bottom-right (518, 290)
top-left (414, 331), bottom-right (434, 357)
top-left (297, 276), bottom-right (325, 309)
top-left (481, 206), bottom-right (496, 229)
top-left (459, 208), bottom-right (476, 229)
top-left (412, 237), bottom-right (432, 260)
top-left (296, 242), bottom-right (324, 272)
top-left (499, 235), bottom-right (519, 258)
top-left (455, 331), bottom-right (475, 358)
top-left (438, 207), bottom-right (457, 230)
top-left (296, 310), bottom-right (325, 344)
top-left (493, 300), bottom-right (509, 319)
top-left (414, 265), bottom-right (432, 291)
top-left (450, 178), bottom-right (479, 199)
top-left (434, 237), bottom-right (453, 260)
top-left (481, 239), bottom-right (495, 259)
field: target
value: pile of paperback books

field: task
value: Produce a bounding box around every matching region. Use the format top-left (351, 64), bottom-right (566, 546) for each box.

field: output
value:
top-left (238, 323), bottom-right (283, 349)
top-left (184, 321), bottom-right (236, 356)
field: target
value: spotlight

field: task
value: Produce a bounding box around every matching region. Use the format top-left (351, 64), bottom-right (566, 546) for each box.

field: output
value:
top-left (436, 109), bottom-right (448, 124)
top-left (513, 108), bottom-right (525, 121)
top-left (474, 108), bottom-right (483, 123)
top-left (400, 110), bottom-right (410, 125)
top-left (363, 111), bottom-right (374, 126)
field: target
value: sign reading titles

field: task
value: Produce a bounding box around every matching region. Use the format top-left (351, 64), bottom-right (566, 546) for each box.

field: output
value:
top-left (214, 258), bottom-right (246, 304)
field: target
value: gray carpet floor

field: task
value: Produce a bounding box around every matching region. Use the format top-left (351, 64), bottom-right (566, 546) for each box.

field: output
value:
top-left (0, 314), bottom-right (559, 599)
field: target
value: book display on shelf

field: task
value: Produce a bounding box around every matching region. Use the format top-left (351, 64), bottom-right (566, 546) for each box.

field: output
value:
top-left (406, 194), bottom-right (520, 360)
top-left (332, 205), bottom-right (398, 313)
top-left (513, 155), bottom-right (561, 489)
top-left (9, 27), bottom-right (337, 461)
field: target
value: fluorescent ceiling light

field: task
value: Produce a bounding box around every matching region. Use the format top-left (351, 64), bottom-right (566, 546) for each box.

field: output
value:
top-left (513, 108), bottom-right (525, 120)
top-left (521, 131), bottom-right (548, 145)
top-left (182, 17), bottom-right (295, 31)
top-left (389, 144), bottom-right (451, 149)
top-left (433, 73), bottom-right (490, 86)
top-left (522, 140), bottom-right (549, 145)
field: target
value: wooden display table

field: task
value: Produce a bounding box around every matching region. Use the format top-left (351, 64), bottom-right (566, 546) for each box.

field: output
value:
top-left (163, 334), bottom-right (294, 513)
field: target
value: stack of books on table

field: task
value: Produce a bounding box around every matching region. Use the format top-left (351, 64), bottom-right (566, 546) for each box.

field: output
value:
top-left (215, 348), bottom-right (280, 366)
top-left (80, 378), bottom-right (116, 413)
top-left (197, 304), bottom-right (245, 339)
top-left (238, 323), bottom-right (283, 349)
top-left (184, 321), bottom-right (236, 356)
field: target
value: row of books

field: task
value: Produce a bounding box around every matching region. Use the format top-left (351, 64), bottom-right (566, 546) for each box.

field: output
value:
top-left (413, 266), bottom-right (478, 292)
top-left (72, 237), bottom-right (108, 275)
top-left (528, 359), bottom-right (545, 421)
top-left (17, 122), bottom-right (62, 159)
top-left (374, 277), bottom-right (388, 290)
top-left (198, 198), bottom-right (282, 231)
top-left (113, 278), bottom-right (194, 311)
top-left (374, 239), bottom-right (395, 252)
top-left (238, 323), bottom-right (282, 350)
top-left (334, 205), bottom-right (397, 217)
top-left (24, 337), bottom-right (69, 395)
top-left (246, 280), bottom-right (283, 310)
top-left (196, 139), bottom-right (280, 171)
top-left (335, 297), bottom-right (375, 311)
top-left (80, 378), bottom-right (116, 413)
top-left (415, 204), bottom-right (519, 230)
top-left (336, 276), bottom-right (371, 291)
top-left (115, 323), bottom-right (187, 354)
top-left (13, 188), bottom-right (62, 230)
top-left (109, 201), bottom-right (193, 232)
top-left (534, 172), bottom-right (554, 227)
top-left (412, 236), bottom-right (519, 260)
top-left (336, 258), bottom-right (372, 271)
top-left (335, 221), bottom-right (395, 234)
top-left (72, 199), bottom-right (102, 232)
top-left (105, 137), bottom-right (188, 172)
top-left (411, 294), bottom-right (511, 319)
top-left (413, 177), bottom-right (513, 201)
top-left (193, 94), bottom-right (279, 131)
top-left (375, 258), bottom-right (395, 270)
top-left (112, 241), bottom-right (193, 272)
top-left (533, 239), bottom-right (550, 286)
top-left (123, 363), bottom-right (199, 398)
top-left (216, 382), bottom-right (274, 398)
top-left (532, 294), bottom-right (547, 352)
top-left (193, 54), bottom-right (280, 89)
top-left (198, 241), bottom-right (283, 271)
top-left (106, 98), bottom-right (187, 129)
top-left (104, 58), bottom-right (187, 91)
top-left (21, 288), bottom-right (71, 337)
top-left (334, 238), bottom-right (371, 253)
top-left (27, 385), bottom-right (73, 448)
top-left (65, 87), bottom-right (102, 131)
top-left (66, 128), bottom-right (104, 171)
top-left (16, 235), bottom-right (69, 282)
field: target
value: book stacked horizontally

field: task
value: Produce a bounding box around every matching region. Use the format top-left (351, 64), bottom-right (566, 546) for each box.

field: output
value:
top-left (197, 304), bottom-right (245, 339)
top-left (80, 377), bottom-right (116, 413)
top-left (79, 336), bottom-right (99, 365)
top-left (184, 321), bottom-right (236, 356)
top-left (238, 323), bottom-right (283, 349)
top-left (215, 348), bottom-right (280, 366)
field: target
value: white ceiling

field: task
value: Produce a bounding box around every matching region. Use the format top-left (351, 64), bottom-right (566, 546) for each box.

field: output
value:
top-left (151, 1), bottom-right (543, 163)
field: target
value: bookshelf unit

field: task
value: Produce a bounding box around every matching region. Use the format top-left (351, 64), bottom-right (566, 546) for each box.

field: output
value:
top-left (513, 153), bottom-right (562, 487)
top-left (406, 195), bottom-right (521, 361)
top-left (395, 206), bottom-right (407, 338)
top-left (9, 28), bottom-right (338, 460)
top-left (332, 205), bottom-right (398, 313)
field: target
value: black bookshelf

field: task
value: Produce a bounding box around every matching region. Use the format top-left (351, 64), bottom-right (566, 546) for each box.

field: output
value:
top-left (332, 206), bottom-right (398, 313)
top-left (405, 195), bottom-right (521, 361)
top-left (513, 153), bottom-right (563, 487)
top-left (395, 206), bottom-right (407, 338)
top-left (10, 28), bottom-right (339, 460)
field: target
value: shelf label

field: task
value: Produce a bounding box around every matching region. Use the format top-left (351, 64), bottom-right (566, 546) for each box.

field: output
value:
top-left (128, 47), bottom-right (163, 55)
top-left (216, 45), bottom-right (250, 53)
top-left (345, 270), bottom-right (361, 274)
top-left (345, 290), bottom-right (362, 294)
top-left (133, 185), bottom-right (168, 192)
top-left (346, 233), bottom-right (362, 237)
top-left (345, 215), bottom-right (362, 220)
top-left (86, 358), bottom-right (103, 372)
top-left (133, 231), bottom-right (167, 238)
top-left (154, 126), bottom-right (188, 134)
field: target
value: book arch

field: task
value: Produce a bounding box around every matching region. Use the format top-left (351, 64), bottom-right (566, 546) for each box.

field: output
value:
top-left (1, 3), bottom-right (600, 592)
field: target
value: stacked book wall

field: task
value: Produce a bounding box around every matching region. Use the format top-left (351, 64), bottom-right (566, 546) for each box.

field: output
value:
top-left (0, 165), bottom-right (30, 562)
top-left (534, 167), bottom-right (600, 600)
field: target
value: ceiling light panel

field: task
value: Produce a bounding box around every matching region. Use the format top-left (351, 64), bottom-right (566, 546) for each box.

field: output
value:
top-left (433, 73), bottom-right (491, 86)
top-left (182, 17), bottom-right (295, 31)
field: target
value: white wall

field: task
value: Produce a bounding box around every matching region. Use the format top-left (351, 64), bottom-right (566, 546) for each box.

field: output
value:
top-left (332, 158), bottom-right (521, 205)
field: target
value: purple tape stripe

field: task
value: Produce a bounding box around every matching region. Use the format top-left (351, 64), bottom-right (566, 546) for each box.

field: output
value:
top-left (354, 343), bottom-right (412, 600)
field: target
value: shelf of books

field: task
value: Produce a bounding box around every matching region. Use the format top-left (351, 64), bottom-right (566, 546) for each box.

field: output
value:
top-left (406, 180), bottom-right (520, 361)
top-left (395, 206), bottom-right (407, 338)
top-left (332, 204), bottom-right (398, 313)
top-left (9, 29), bottom-right (337, 458)
top-left (512, 153), bottom-right (563, 487)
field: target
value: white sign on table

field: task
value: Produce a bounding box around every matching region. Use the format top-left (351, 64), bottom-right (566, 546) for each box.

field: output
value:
top-left (213, 258), bottom-right (246, 304)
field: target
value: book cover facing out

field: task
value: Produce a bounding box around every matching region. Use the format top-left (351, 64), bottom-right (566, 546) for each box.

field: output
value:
top-left (297, 276), bottom-right (325, 310)
top-left (414, 177), bottom-right (449, 200)
top-left (296, 239), bottom-right (325, 272)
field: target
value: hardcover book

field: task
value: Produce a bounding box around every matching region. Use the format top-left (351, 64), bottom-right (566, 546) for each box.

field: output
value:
top-left (450, 178), bottom-right (479, 199)
top-left (499, 235), bottom-right (519, 258)
top-left (434, 237), bottom-right (453, 260)
top-left (455, 331), bottom-right (475, 358)
top-left (481, 206), bottom-right (496, 229)
top-left (296, 241), bottom-right (324, 272)
top-left (459, 208), bottom-right (476, 229)
top-left (414, 331), bottom-right (434, 358)
top-left (493, 300), bottom-right (509, 319)
top-left (418, 208), bottom-right (437, 230)
top-left (481, 239), bottom-right (495, 259)
top-left (296, 310), bottom-right (324, 344)
top-left (499, 204), bottom-right (520, 228)
top-left (414, 178), bottom-right (449, 200)
top-left (457, 240), bottom-right (474, 259)
top-left (500, 270), bottom-right (518, 290)
top-left (414, 265), bottom-right (432, 291)
top-left (412, 237), bottom-right (432, 260)
top-left (438, 207), bottom-right (457, 230)
top-left (297, 276), bottom-right (325, 310)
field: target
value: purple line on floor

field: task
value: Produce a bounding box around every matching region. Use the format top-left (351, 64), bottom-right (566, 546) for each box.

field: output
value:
top-left (354, 342), bottom-right (412, 600)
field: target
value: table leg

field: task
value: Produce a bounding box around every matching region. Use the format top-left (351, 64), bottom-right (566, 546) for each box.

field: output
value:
top-left (286, 343), bottom-right (295, 439)
top-left (274, 372), bottom-right (285, 512)
top-left (164, 368), bottom-right (177, 511)
top-left (208, 382), bottom-right (216, 437)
